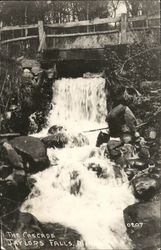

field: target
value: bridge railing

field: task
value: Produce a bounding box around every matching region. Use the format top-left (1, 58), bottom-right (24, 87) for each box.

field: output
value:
top-left (128, 14), bottom-right (160, 30)
top-left (44, 16), bottom-right (121, 35)
top-left (0, 13), bottom-right (160, 51)
top-left (0, 23), bottom-right (39, 44)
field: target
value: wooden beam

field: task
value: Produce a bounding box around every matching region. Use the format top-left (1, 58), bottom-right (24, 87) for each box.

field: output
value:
top-left (38, 31), bottom-right (46, 52)
top-left (0, 35), bottom-right (38, 44)
top-left (148, 14), bottom-right (160, 20)
top-left (46, 29), bottom-right (119, 38)
top-left (129, 14), bottom-right (160, 22)
top-left (129, 26), bottom-right (160, 31)
top-left (0, 21), bottom-right (2, 42)
top-left (45, 17), bottom-right (121, 29)
top-left (1, 24), bottom-right (38, 32)
top-left (121, 13), bottom-right (127, 44)
top-left (38, 20), bottom-right (46, 52)
top-left (129, 15), bottom-right (146, 22)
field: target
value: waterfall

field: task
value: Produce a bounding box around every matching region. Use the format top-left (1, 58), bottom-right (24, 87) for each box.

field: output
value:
top-left (21, 76), bottom-right (135, 249)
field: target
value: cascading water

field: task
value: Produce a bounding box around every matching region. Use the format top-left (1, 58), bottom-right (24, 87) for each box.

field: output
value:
top-left (21, 76), bottom-right (135, 249)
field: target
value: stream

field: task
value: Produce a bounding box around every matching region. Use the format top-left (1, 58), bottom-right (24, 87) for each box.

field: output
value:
top-left (21, 76), bottom-right (135, 249)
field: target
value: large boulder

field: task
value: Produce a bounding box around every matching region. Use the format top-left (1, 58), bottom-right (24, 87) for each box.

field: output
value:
top-left (10, 136), bottom-right (50, 173)
top-left (48, 125), bottom-right (64, 134)
top-left (2, 210), bottom-right (85, 250)
top-left (96, 131), bottom-right (110, 147)
top-left (1, 142), bottom-right (24, 170)
top-left (107, 140), bottom-right (122, 160)
top-left (124, 201), bottom-right (160, 250)
top-left (42, 133), bottom-right (68, 149)
top-left (0, 169), bottom-right (30, 202)
top-left (132, 173), bottom-right (158, 200)
top-left (0, 163), bottom-right (12, 179)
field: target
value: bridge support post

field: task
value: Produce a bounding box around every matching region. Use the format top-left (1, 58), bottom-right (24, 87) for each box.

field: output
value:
top-left (0, 21), bottom-right (2, 42)
top-left (121, 13), bottom-right (127, 44)
top-left (38, 20), bottom-right (46, 52)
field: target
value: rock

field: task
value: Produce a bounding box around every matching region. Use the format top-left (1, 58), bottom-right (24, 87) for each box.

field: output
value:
top-left (107, 140), bottom-right (122, 151)
top-left (148, 162), bottom-right (156, 172)
top-left (2, 210), bottom-right (84, 250)
top-left (0, 164), bottom-right (12, 179)
top-left (23, 68), bottom-right (33, 78)
top-left (42, 133), bottom-right (68, 149)
top-left (149, 130), bottom-right (157, 140)
top-left (87, 163), bottom-right (104, 177)
top-left (138, 147), bottom-right (150, 160)
top-left (120, 143), bottom-right (135, 160)
top-left (107, 140), bottom-right (122, 160)
top-left (70, 171), bottom-right (81, 195)
top-left (46, 68), bottom-right (56, 79)
top-left (132, 175), bottom-right (158, 200)
top-left (134, 161), bottom-right (148, 171)
top-left (96, 131), bottom-right (110, 147)
top-left (143, 126), bottom-right (157, 141)
top-left (124, 106), bottom-right (137, 134)
top-left (21, 58), bottom-right (40, 70)
top-left (0, 169), bottom-right (30, 202)
top-left (31, 66), bottom-right (42, 76)
top-left (124, 201), bottom-right (160, 250)
top-left (113, 164), bottom-right (123, 179)
top-left (29, 113), bottom-right (38, 133)
top-left (1, 142), bottom-right (24, 170)
top-left (70, 133), bottom-right (89, 147)
top-left (48, 125), bottom-right (64, 134)
top-left (10, 136), bottom-right (50, 173)
top-left (120, 133), bottom-right (132, 143)
top-left (125, 168), bottom-right (135, 180)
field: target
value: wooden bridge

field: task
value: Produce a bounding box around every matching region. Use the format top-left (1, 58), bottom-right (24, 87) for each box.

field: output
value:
top-left (0, 13), bottom-right (160, 67)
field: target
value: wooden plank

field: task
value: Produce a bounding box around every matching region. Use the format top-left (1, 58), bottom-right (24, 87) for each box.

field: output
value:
top-left (129, 15), bottom-right (146, 22)
top-left (150, 26), bottom-right (160, 29)
top-left (121, 13), bottom-right (127, 44)
top-left (0, 35), bottom-right (38, 44)
top-left (129, 14), bottom-right (160, 22)
top-left (45, 17), bottom-right (120, 29)
top-left (148, 14), bottom-right (160, 20)
top-left (46, 29), bottom-right (119, 38)
top-left (129, 27), bottom-right (149, 31)
top-left (129, 26), bottom-right (160, 31)
top-left (1, 24), bottom-right (38, 32)
top-left (38, 31), bottom-right (46, 52)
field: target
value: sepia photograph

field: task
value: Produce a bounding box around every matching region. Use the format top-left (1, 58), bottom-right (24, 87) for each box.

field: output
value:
top-left (0, 0), bottom-right (160, 249)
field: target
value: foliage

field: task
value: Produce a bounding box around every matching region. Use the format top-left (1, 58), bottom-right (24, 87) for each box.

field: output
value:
top-left (123, 42), bottom-right (160, 85)
top-left (0, 1), bottom-right (48, 25)
top-left (104, 42), bottom-right (161, 124)
top-left (124, 0), bottom-right (160, 16)
top-left (0, 50), bottom-right (22, 114)
top-left (0, 1), bottom-right (112, 25)
top-left (105, 42), bottom-right (160, 91)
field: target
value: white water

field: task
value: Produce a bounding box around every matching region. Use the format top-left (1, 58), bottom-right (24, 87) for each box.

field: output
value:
top-left (21, 77), bottom-right (135, 249)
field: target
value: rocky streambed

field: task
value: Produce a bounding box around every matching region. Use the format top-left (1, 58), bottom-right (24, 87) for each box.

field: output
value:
top-left (0, 50), bottom-right (161, 249)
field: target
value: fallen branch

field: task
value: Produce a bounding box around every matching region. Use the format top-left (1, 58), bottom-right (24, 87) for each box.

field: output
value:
top-left (83, 122), bottom-right (148, 133)
top-left (83, 127), bottom-right (109, 133)
top-left (0, 133), bottom-right (20, 138)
